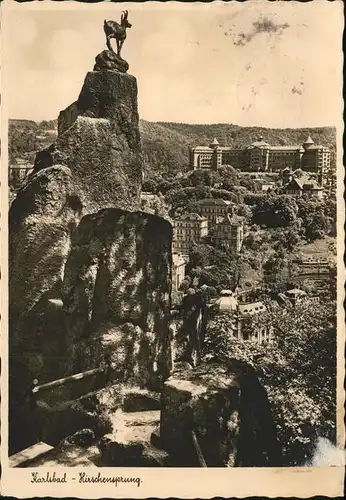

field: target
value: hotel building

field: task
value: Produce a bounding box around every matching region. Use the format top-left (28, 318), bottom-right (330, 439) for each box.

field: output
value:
top-left (190, 136), bottom-right (331, 183)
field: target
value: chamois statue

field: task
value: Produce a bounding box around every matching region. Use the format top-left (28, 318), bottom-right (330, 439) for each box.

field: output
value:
top-left (103, 11), bottom-right (132, 57)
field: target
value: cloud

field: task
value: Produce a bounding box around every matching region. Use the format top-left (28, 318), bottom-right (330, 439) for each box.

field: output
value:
top-left (232, 17), bottom-right (290, 46)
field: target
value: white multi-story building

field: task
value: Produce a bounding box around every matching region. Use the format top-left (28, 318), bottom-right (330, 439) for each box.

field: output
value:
top-left (173, 213), bottom-right (208, 254)
top-left (190, 135), bottom-right (331, 183)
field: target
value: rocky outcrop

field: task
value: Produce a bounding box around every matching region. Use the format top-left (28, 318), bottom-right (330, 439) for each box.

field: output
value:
top-left (175, 291), bottom-right (209, 366)
top-left (62, 208), bottom-right (172, 389)
top-left (9, 57), bottom-right (172, 453)
top-left (94, 50), bottom-right (129, 73)
top-left (33, 69), bottom-right (143, 214)
top-left (9, 165), bottom-right (82, 394)
top-left (160, 359), bottom-right (282, 467)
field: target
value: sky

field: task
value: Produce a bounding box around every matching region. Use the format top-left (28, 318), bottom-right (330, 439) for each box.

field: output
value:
top-left (3, 0), bottom-right (344, 127)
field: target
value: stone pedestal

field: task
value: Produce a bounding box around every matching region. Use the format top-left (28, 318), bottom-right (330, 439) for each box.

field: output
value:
top-left (93, 50), bottom-right (129, 73)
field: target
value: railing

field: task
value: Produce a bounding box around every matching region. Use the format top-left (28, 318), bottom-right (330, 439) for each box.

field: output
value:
top-left (31, 364), bottom-right (109, 395)
top-left (11, 358), bottom-right (112, 450)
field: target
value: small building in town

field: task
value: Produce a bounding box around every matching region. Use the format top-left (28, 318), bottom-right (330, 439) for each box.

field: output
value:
top-left (172, 253), bottom-right (188, 303)
top-left (9, 159), bottom-right (33, 189)
top-left (211, 212), bottom-right (244, 254)
top-left (282, 172), bottom-right (324, 199)
top-left (211, 296), bottom-right (272, 344)
top-left (194, 198), bottom-right (232, 225)
top-left (173, 213), bottom-right (208, 254)
top-left (237, 301), bottom-right (273, 344)
top-left (277, 288), bottom-right (319, 307)
top-left (213, 290), bottom-right (238, 313)
top-left (258, 180), bottom-right (276, 192)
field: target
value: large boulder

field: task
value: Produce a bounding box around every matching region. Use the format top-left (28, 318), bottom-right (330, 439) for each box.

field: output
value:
top-left (93, 50), bottom-right (129, 73)
top-left (160, 359), bottom-right (282, 467)
top-left (9, 165), bottom-right (81, 396)
top-left (62, 208), bottom-right (172, 390)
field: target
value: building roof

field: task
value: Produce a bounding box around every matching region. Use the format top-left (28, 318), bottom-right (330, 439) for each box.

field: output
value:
top-left (192, 146), bottom-right (213, 152)
top-left (286, 288), bottom-right (307, 297)
top-left (270, 145), bottom-right (301, 151)
top-left (238, 301), bottom-right (266, 315)
top-left (277, 292), bottom-right (290, 303)
top-left (218, 146), bottom-right (242, 152)
top-left (303, 135), bottom-right (315, 145)
top-left (210, 138), bottom-right (220, 145)
top-left (248, 140), bottom-right (271, 149)
top-left (304, 145), bottom-right (328, 151)
top-left (176, 212), bottom-right (207, 222)
top-left (214, 295), bottom-right (238, 312)
top-left (284, 173), bottom-right (323, 191)
top-left (197, 198), bottom-right (232, 207)
top-left (217, 213), bottom-right (244, 226)
top-left (219, 289), bottom-right (234, 296)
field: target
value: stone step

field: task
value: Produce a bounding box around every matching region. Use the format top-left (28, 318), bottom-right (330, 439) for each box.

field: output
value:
top-left (9, 442), bottom-right (54, 468)
top-left (107, 409), bottom-right (160, 448)
top-left (121, 409), bottom-right (161, 427)
top-left (140, 445), bottom-right (170, 467)
top-left (99, 408), bottom-right (167, 466)
top-left (25, 443), bottom-right (101, 467)
top-left (150, 426), bottom-right (162, 449)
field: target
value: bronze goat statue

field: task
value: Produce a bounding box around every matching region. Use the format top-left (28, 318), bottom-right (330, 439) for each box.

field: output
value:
top-left (103, 11), bottom-right (132, 57)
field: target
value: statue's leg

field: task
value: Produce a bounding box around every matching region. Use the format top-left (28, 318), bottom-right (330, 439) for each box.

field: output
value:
top-left (106, 36), bottom-right (113, 52)
top-left (119, 40), bottom-right (124, 57)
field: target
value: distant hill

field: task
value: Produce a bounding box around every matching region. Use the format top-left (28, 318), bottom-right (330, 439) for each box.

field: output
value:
top-left (9, 119), bottom-right (58, 163)
top-left (9, 118), bottom-right (336, 178)
top-left (9, 119), bottom-right (39, 129)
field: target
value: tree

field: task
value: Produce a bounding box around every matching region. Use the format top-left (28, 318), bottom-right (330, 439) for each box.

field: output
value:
top-left (252, 195), bottom-right (298, 228)
top-left (239, 175), bottom-right (258, 192)
top-left (142, 178), bottom-right (158, 193)
top-left (187, 169), bottom-right (219, 188)
top-left (235, 203), bottom-right (253, 222)
top-left (203, 300), bottom-right (336, 466)
top-left (262, 253), bottom-right (293, 291)
top-left (218, 165), bottom-right (240, 190)
top-left (304, 212), bottom-right (329, 241)
top-left (296, 197), bottom-right (329, 241)
top-left (165, 185), bottom-right (212, 214)
top-left (270, 225), bottom-right (301, 252)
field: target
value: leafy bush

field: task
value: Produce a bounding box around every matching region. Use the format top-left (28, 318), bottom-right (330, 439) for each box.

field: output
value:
top-left (203, 301), bottom-right (336, 465)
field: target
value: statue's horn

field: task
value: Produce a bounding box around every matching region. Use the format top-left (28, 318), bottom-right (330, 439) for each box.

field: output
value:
top-left (124, 10), bottom-right (128, 17)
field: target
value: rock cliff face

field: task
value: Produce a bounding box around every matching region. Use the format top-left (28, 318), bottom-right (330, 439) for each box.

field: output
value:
top-left (63, 208), bottom-right (172, 389)
top-left (9, 60), bottom-right (171, 427)
top-left (34, 69), bottom-right (142, 213)
top-left (9, 165), bottom-right (80, 392)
